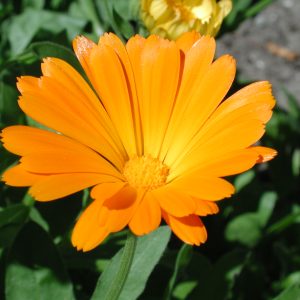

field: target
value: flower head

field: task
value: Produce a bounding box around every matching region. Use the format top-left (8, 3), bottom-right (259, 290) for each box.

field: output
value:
top-left (1, 32), bottom-right (276, 251)
top-left (141, 0), bottom-right (232, 39)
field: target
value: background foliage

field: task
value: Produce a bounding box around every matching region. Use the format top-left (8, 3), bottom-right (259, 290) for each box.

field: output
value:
top-left (0, 0), bottom-right (299, 299)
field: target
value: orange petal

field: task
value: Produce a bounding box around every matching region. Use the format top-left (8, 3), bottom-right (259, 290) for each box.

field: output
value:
top-left (72, 199), bottom-right (109, 252)
top-left (40, 58), bottom-right (124, 150)
top-left (164, 54), bottom-right (236, 166)
top-left (194, 199), bottom-right (219, 216)
top-left (250, 146), bottom-right (277, 163)
top-left (72, 35), bottom-right (97, 80)
top-left (174, 149), bottom-right (259, 178)
top-left (20, 150), bottom-right (120, 177)
top-left (169, 176), bottom-right (235, 201)
top-left (90, 182), bottom-right (127, 201)
top-left (101, 185), bottom-right (138, 232)
top-left (159, 36), bottom-right (215, 162)
top-left (17, 73), bottom-right (125, 170)
top-left (86, 43), bottom-right (137, 156)
top-left (212, 81), bottom-right (275, 123)
top-left (100, 33), bottom-right (143, 155)
top-left (137, 35), bottom-right (181, 157)
top-left (171, 119), bottom-right (265, 179)
top-left (153, 187), bottom-right (196, 217)
top-left (29, 173), bottom-right (106, 201)
top-left (2, 164), bottom-right (43, 186)
top-left (162, 211), bottom-right (207, 245)
top-left (176, 31), bottom-right (202, 53)
top-left (129, 191), bottom-right (161, 235)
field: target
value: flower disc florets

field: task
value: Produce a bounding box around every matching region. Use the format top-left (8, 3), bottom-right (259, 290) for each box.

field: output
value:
top-left (123, 155), bottom-right (169, 190)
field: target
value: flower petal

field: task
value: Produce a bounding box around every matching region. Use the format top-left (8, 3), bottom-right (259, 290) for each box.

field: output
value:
top-left (29, 173), bottom-right (106, 201)
top-left (164, 54), bottom-right (236, 166)
top-left (129, 191), bottom-right (161, 235)
top-left (84, 42), bottom-right (137, 156)
top-left (250, 146), bottom-right (278, 163)
top-left (169, 175), bottom-right (235, 201)
top-left (175, 31), bottom-right (202, 53)
top-left (2, 165), bottom-right (43, 186)
top-left (91, 182), bottom-right (127, 201)
top-left (101, 185), bottom-right (138, 232)
top-left (194, 199), bottom-right (219, 216)
top-left (100, 33), bottom-right (143, 155)
top-left (17, 67), bottom-right (125, 169)
top-left (72, 199), bottom-right (109, 252)
top-left (137, 35), bottom-right (181, 157)
top-left (1, 125), bottom-right (122, 178)
top-left (159, 36), bottom-right (215, 161)
top-left (171, 119), bottom-right (265, 179)
top-left (162, 211), bottom-right (207, 245)
top-left (153, 186), bottom-right (196, 217)
top-left (173, 149), bottom-right (259, 179)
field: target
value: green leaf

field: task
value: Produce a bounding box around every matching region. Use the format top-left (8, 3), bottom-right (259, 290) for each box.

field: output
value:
top-left (0, 204), bottom-right (29, 229)
top-left (0, 204), bottom-right (29, 248)
top-left (22, 0), bottom-right (45, 10)
top-left (281, 272), bottom-right (300, 290)
top-left (173, 281), bottom-right (198, 300)
top-left (292, 149), bottom-right (300, 177)
top-left (283, 89), bottom-right (300, 119)
top-left (91, 226), bottom-right (171, 300)
top-left (234, 170), bottom-right (255, 192)
top-left (5, 222), bottom-right (75, 300)
top-left (28, 41), bottom-right (83, 74)
top-left (225, 213), bottom-right (262, 247)
top-left (113, 0), bottom-right (140, 21)
top-left (273, 285), bottom-right (300, 300)
top-left (0, 81), bottom-right (21, 127)
top-left (257, 191), bottom-right (278, 227)
top-left (189, 250), bottom-right (246, 300)
top-left (164, 244), bottom-right (193, 300)
top-left (7, 8), bottom-right (86, 55)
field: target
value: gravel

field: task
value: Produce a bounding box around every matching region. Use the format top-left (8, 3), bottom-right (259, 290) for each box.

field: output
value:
top-left (217, 0), bottom-right (300, 108)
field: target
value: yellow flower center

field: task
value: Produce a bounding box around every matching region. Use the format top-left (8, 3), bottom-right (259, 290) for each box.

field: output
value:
top-left (123, 155), bottom-right (169, 190)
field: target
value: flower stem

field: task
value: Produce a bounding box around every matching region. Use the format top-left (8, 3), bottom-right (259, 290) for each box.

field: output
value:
top-left (104, 231), bottom-right (137, 300)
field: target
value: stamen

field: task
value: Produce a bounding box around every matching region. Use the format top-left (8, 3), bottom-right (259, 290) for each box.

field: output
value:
top-left (123, 155), bottom-right (169, 190)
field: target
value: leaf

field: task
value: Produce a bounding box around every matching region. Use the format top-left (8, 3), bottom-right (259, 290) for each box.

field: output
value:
top-left (22, 0), bottom-right (45, 10)
top-left (112, 0), bottom-right (140, 21)
top-left (0, 204), bottom-right (29, 229)
top-left (29, 41), bottom-right (83, 74)
top-left (91, 226), bottom-right (171, 300)
top-left (257, 191), bottom-right (278, 227)
top-left (0, 81), bottom-right (21, 127)
top-left (173, 281), bottom-right (198, 300)
top-left (292, 149), bottom-right (300, 177)
top-left (273, 285), bottom-right (300, 300)
top-left (0, 203), bottom-right (29, 249)
top-left (7, 8), bottom-right (86, 55)
top-left (233, 170), bottom-right (255, 192)
top-left (189, 250), bottom-right (246, 300)
top-left (164, 244), bottom-right (193, 300)
top-left (225, 213), bottom-right (262, 247)
top-left (5, 222), bottom-right (75, 300)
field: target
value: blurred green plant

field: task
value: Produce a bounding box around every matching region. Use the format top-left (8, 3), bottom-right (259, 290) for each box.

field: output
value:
top-left (0, 0), bottom-right (299, 299)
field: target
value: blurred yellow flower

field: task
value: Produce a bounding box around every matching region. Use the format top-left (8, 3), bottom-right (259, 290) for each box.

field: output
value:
top-left (141, 0), bottom-right (232, 39)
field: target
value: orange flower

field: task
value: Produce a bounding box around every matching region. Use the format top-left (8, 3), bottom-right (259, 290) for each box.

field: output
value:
top-left (1, 32), bottom-right (276, 251)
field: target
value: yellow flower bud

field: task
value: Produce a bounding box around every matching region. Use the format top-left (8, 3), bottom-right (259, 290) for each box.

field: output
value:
top-left (141, 0), bottom-right (232, 39)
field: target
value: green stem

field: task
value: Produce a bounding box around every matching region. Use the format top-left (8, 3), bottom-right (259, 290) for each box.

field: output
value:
top-left (104, 231), bottom-right (137, 300)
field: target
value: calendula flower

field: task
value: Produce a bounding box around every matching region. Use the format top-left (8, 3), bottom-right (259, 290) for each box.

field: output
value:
top-left (1, 32), bottom-right (276, 252)
top-left (141, 0), bottom-right (232, 39)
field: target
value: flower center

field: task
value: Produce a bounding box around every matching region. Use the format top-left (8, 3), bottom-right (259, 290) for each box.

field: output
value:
top-left (123, 155), bottom-right (169, 190)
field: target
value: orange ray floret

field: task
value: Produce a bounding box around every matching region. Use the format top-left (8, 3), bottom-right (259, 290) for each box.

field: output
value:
top-left (1, 32), bottom-right (277, 251)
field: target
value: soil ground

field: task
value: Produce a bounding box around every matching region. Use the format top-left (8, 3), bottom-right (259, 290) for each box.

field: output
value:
top-left (218, 0), bottom-right (300, 108)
